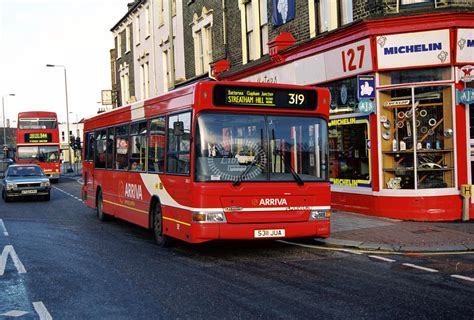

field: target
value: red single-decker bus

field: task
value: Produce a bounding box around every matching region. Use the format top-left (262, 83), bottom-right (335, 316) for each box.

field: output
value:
top-left (82, 81), bottom-right (331, 245)
top-left (16, 111), bottom-right (61, 182)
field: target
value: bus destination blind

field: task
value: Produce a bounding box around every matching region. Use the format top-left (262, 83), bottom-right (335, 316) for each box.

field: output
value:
top-left (213, 85), bottom-right (317, 110)
top-left (25, 133), bottom-right (52, 143)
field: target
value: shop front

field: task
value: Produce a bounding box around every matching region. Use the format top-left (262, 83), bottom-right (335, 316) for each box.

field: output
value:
top-left (225, 13), bottom-right (473, 221)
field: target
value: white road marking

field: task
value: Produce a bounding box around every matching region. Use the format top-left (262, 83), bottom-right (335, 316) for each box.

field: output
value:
top-left (52, 186), bottom-right (83, 203)
top-left (403, 263), bottom-right (438, 273)
top-left (0, 219), bottom-right (8, 236)
top-left (0, 310), bottom-right (29, 317)
top-left (278, 240), bottom-right (363, 255)
top-left (451, 274), bottom-right (474, 282)
top-left (369, 255), bottom-right (396, 263)
top-left (0, 245), bottom-right (27, 275)
top-left (33, 301), bottom-right (53, 320)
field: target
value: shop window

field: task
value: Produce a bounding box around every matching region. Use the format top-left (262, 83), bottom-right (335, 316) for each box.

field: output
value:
top-left (326, 77), bottom-right (359, 115)
top-left (148, 117), bottom-right (166, 173)
top-left (114, 125), bottom-right (129, 170)
top-left (379, 67), bottom-right (451, 86)
top-left (106, 128), bottom-right (114, 169)
top-left (167, 112), bottom-right (191, 175)
top-left (130, 122), bottom-right (147, 171)
top-left (380, 85), bottom-right (454, 190)
top-left (329, 116), bottom-right (371, 187)
top-left (94, 129), bottom-right (107, 169)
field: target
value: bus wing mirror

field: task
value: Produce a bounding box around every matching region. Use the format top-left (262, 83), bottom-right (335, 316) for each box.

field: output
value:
top-left (174, 121), bottom-right (184, 136)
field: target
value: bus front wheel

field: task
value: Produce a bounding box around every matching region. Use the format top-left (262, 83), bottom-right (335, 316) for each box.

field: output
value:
top-left (152, 204), bottom-right (174, 247)
top-left (96, 190), bottom-right (110, 221)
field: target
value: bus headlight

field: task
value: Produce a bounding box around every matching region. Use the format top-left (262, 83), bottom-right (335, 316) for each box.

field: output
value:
top-left (309, 210), bottom-right (331, 220)
top-left (6, 183), bottom-right (17, 190)
top-left (192, 211), bottom-right (226, 223)
top-left (41, 181), bottom-right (51, 187)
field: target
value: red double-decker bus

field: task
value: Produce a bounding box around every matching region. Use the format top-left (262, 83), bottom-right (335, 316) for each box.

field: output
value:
top-left (82, 81), bottom-right (331, 245)
top-left (16, 111), bottom-right (61, 182)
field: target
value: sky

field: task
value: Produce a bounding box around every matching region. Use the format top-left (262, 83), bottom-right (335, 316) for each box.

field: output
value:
top-left (0, 0), bottom-right (131, 126)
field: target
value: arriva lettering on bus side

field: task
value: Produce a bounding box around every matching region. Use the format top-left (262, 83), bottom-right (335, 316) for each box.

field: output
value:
top-left (124, 183), bottom-right (143, 200)
top-left (259, 198), bottom-right (288, 206)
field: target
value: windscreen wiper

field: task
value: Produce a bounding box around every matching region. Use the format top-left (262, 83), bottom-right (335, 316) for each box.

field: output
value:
top-left (232, 160), bottom-right (257, 186)
top-left (280, 155), bottom-right (304, 186)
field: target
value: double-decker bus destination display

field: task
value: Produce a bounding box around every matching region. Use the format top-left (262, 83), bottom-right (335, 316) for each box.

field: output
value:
top-left (213, 85), bottom-right (317, 110)
top-left (24, 133), bottom-right (52, 143)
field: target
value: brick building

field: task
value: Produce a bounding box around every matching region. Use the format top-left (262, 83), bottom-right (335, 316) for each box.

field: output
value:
top-left (110, 0), bottom-right (474, 221)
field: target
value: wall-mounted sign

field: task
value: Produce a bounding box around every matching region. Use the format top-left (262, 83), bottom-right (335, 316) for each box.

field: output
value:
top-left (376, 29), bottom-right (451, 70)
top-left (383, 100), bottom-right (411, 107)
top-left (456, 28), bottom-right (474, 64)
top-left (24, 133), bottom-right (52, 143)
top-left (357, 75), bottom-right (375, 100)
top-left (271, 0), bottom-right (295, 26)
top-left (241, 38), bottom-right (373, 85)
top-left (358, 99), bottom-right (376, 114)
top-left (457, 88), bottom-right (474, 105)
top-left (458, 65), bottom-right (474, 83)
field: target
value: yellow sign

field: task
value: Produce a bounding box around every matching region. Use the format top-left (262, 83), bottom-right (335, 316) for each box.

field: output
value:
top-left (461, 184), bottom-right (472, 198)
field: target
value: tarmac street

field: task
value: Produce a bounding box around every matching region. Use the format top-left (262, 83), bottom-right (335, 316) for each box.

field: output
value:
top-left (0, 177), bottom-right (473, 319)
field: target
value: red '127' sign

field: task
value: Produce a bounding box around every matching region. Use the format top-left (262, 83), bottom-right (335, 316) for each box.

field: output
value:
top-left (341, 45), bottom-right (365, 72)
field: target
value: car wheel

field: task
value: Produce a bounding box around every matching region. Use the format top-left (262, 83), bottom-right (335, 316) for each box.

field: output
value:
top-left (44, 192), bottom-right (50, 201)
top-left (2, 191), bottom-right (10, 202)
top-left (96, 190), bottom-right (110, 221)
top-left (152, 204), bottom-right (174, 247)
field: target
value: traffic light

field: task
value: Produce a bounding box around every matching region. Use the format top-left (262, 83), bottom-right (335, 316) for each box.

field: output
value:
top-left (69, 135), bottom-right (75, 149)
top-left (75, 136), bottom-right (82, 150)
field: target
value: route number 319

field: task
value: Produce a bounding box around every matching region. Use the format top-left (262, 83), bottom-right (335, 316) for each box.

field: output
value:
top-left (289, 93), bottom-right (305, 105)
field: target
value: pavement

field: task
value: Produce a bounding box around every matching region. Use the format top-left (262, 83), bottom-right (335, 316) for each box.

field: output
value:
top-left (315, 210), bottom-right (474, 253)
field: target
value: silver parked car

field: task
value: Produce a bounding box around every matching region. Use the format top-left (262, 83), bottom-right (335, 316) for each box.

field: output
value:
top-left (1, 164), bottom-right (51, 202)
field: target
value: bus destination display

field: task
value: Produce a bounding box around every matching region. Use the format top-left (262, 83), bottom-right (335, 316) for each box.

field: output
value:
top-left (25, 133), bottom-right (52, 143)
top-left (213, 85), bottom-right (317, 110)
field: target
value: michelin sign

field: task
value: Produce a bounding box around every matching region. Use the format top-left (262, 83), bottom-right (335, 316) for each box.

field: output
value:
top-left (376, 29), bottom-right (450, 69)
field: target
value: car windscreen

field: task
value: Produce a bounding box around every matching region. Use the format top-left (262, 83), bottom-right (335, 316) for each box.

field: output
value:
top-left (7, 166), bottom-right (43, 177)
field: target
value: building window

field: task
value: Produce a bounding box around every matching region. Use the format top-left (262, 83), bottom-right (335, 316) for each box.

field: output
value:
top-left (163, 50), bottom-right (169, 92)
top-left (309, 0), bottom-right (353, 37)
top-left (339, 0), bottom-right (353, 26)
top-left (379, 85), bottom-right (454, 190)
top-left (158, 0), bottom-right (164, 26)
top-left (145, 7), bottom-right (151, 37)
top-left (259, 0), bottom-right (268, 55)
top-left (116, 34), bottom-right (122, 59)
top-left (192, 7), bottom-right (213, 76)
top-left (193, 25), bottom-right (212, 75)
top-left (135, 15), bottom-right (141, 46)
top-left (140, 62), bottom-right (150, 99)
top-left (172, 0), bottom-right (176, 16)
top-left (329, 116), bottom-right (371, 188)
top-left (401, 0), bottom-right (433, 5)
top-left (245, 1), bottom-right (255, 61)
top-left (125, 25), bottom-right (131, 52)
top-left (119, 63), bottom-right (130, 106)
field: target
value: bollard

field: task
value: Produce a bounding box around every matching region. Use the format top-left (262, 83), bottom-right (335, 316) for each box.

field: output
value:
top-left (460, 184), bottom-right (471, 221)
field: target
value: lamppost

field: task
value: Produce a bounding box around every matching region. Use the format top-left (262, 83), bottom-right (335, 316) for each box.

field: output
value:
top-left (46, 64), bottom-right (73, 172)
top-left (1, 93), bottom-right (15, 146)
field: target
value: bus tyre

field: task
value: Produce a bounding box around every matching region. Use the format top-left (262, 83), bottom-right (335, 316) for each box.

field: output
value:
top-left (96, 190), bottom-right (110, 221)
top-left (153, 205), bottom-right (173, 247)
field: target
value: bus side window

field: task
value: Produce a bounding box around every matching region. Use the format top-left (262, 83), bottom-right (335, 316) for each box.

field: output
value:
top-left (114, 125), bottom-right (129, 170)
top-left (148, 117), bottom-right (166, 173)
top-left (129, 122), bottom-right (147, 172)
top-left (167, 112), bottom-right (191, 175)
